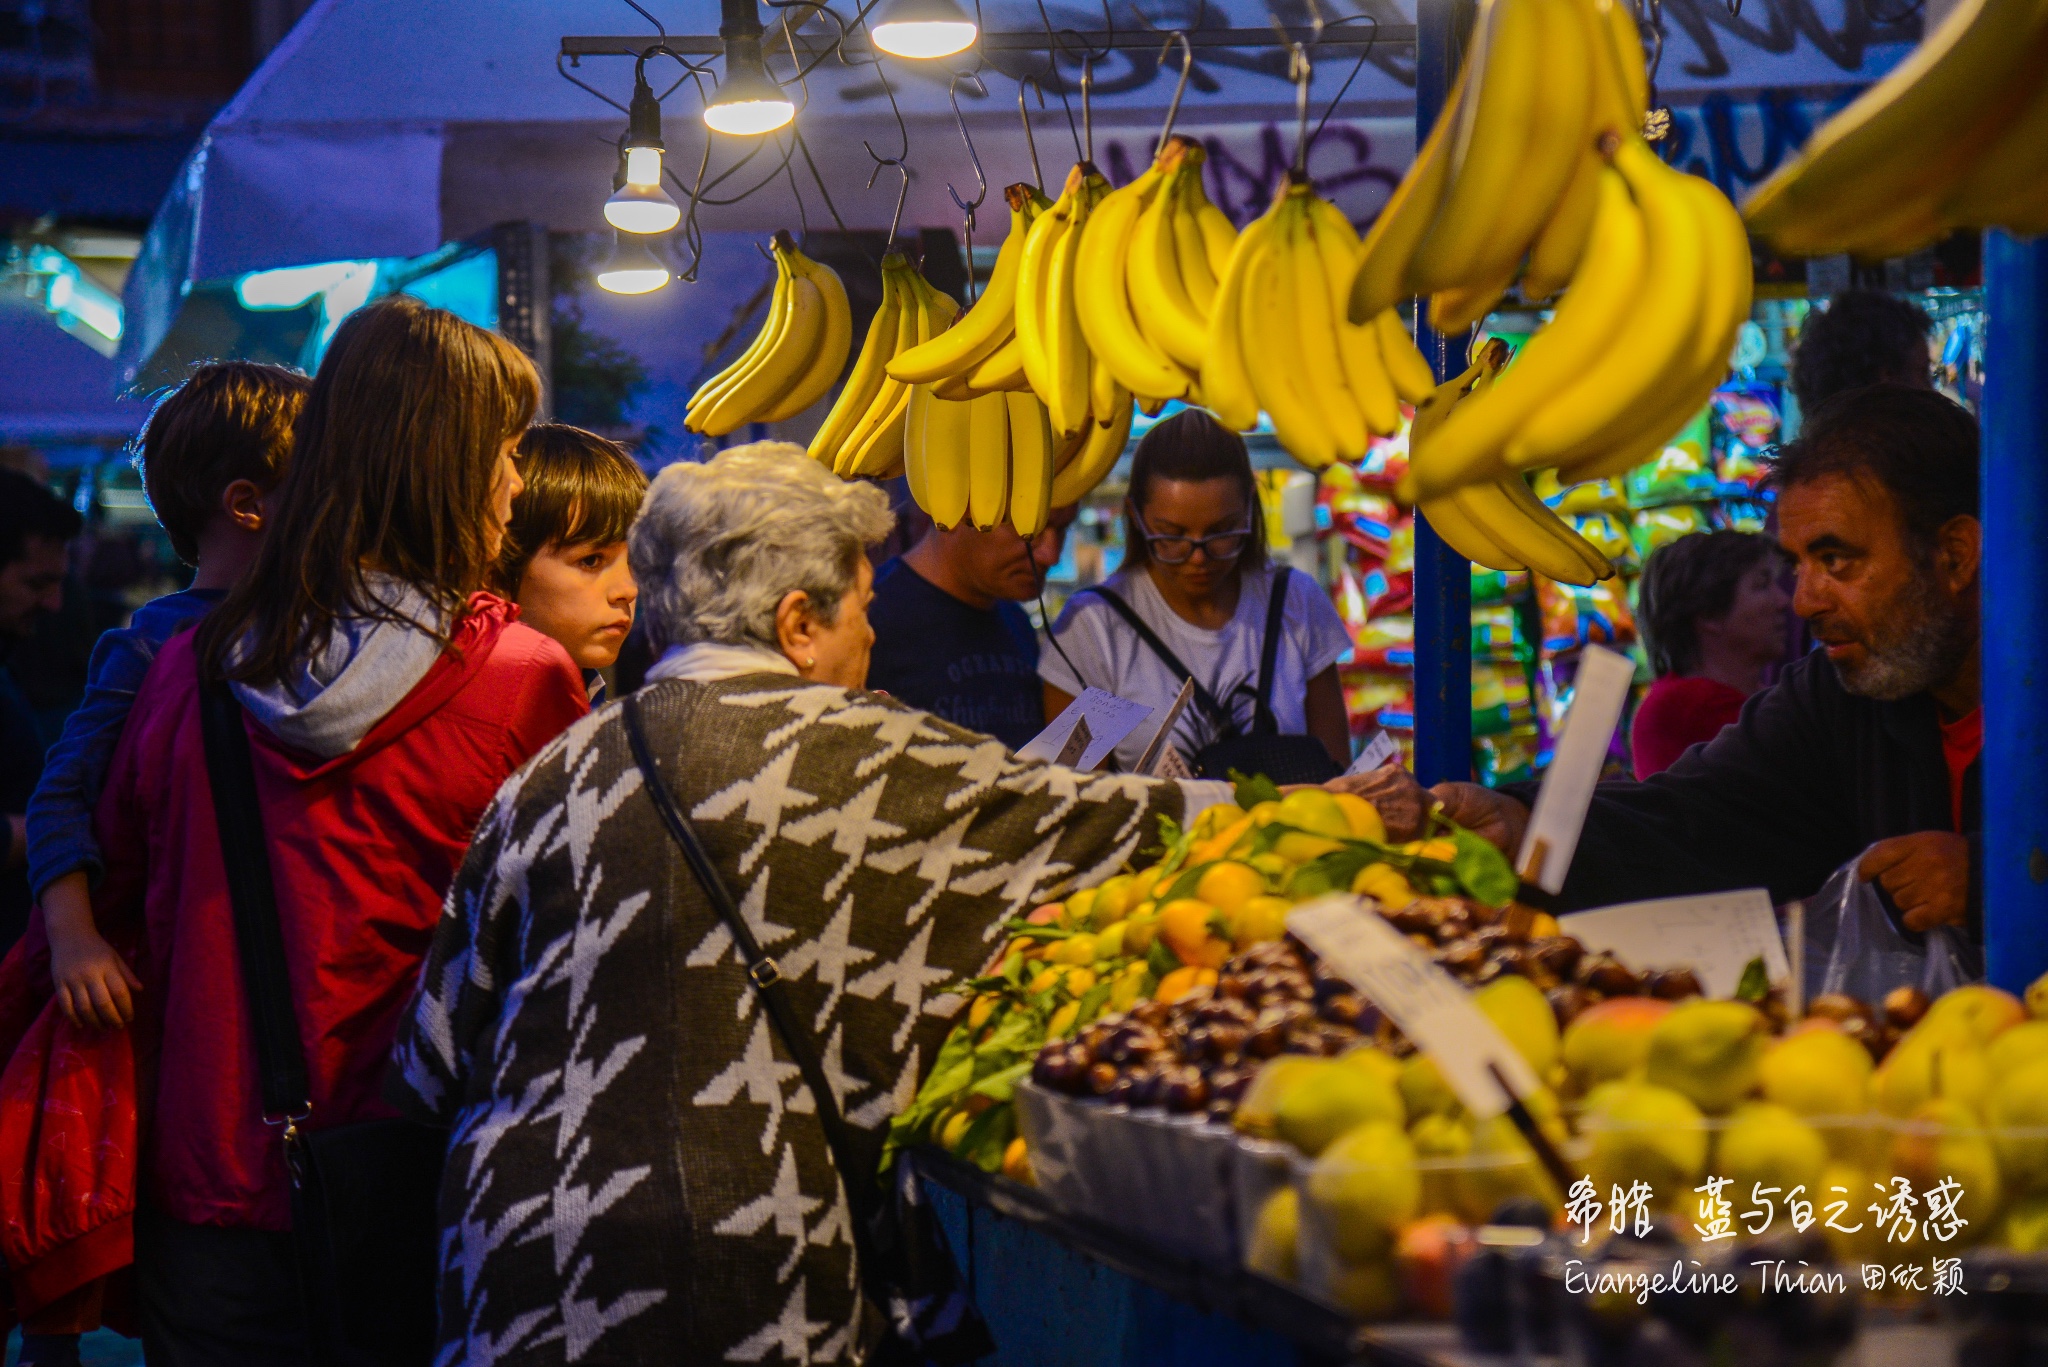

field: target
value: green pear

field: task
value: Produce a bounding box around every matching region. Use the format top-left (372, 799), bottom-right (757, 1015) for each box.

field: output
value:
top-left (2026, 971), bottom-right (2048, 1022)
top-left (1989, 1057), bottom-right (2048, 1196)
top-left (1999, 1192), bottom-right (2048, 1252)
top-left (1234, 1055), bottom-right (1324, 1140)
top-left (1644, 999), bottom-right (1768, 1114)
top-left (1561, 997), bottom-right (1673, 1095)
top-left (1246, 1187), bottom-right (1300, 1281)
top-left (1716, 1102), bottom-right (1828, 1211)
top-left (1454, 1109), bottom-right (1563, 1222)
top-left (1874, 1032), bottom-right (1990, 1119)
top-left (1474, 975), bottom-right (1560, 1076)
top-left (1758, 1023), bottom-right (1871, 1118)
top-left (1275, 1060), bottom-right (1406, 1157)
top-left (1307, 1121), bottom-right (1421, 1263)
top-left (1399, 1053), bottom-right (1461, 1120)
top-left (1341, 1044), bottom-right (1405, 1093)
top-left (1586, 1081), bottom-right (1709, 1201)
top-left (1919, 984), bottom-right (2026, 1045)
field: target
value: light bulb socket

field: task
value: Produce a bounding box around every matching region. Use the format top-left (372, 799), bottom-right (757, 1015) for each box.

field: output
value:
top-left (703, 30), bottom-right (795, 135)
top-left (626, 70), bottom-right (665, 154)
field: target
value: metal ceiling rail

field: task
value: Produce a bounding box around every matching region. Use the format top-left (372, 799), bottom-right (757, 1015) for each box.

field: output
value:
top-left (560, 25), bottom-right (1416, 57)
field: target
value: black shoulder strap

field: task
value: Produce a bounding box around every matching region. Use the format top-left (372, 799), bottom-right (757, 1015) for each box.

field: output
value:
top-left (1075, 586), bottom-right (1232, 730)
top-left (622, 694), bottom-right (885, 1262)
top-left (1251, 570), bottom-right (1293, 736)
top-left (199, 678), bottom-right (312, 1124)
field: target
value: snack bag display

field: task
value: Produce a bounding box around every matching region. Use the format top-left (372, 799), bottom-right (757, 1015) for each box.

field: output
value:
top-left (1470, 604), bottom-right (1526, 663)
top-left (1625, 409), bottom-right (1717, 506)
top-left (1631, 503), bottom-right (1713, 562)
top-left (1570, 510), bottom-right (1637, 572)
top-left (1475, 727), bottom-right (1539, 786)
top-left (1533, 468), bottom-right (1630, 517)
top-left (1536, 576), bottom-right (1638, 654)
top-left (1469, 566), bottom-right (1531, 605)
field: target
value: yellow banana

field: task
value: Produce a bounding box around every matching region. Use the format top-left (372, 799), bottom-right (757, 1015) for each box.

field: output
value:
top-left (904, 383), bottom-right (933, 511)
top-left (701, 262), bottom-right (825, 435)
top-left (1050, 396), bottom-right (1135, 507)
top-left (1508, 139), bottom-right (1706, 469)
top-left (1044, 171), bottom-right (1103, 436)
top-left (1089, 354), bottom-right (1120, 426)
top-left (1006, 391), bottom-right (1056, 535)
top-left (1427, 262), bottom-right (1514, 335)
top-left (757, 245), bottom-right (852, 423)
top-left (1172, 154), bottom-right (1222, 312)
top-left (1376, 309), bottom-right (1438, 404)
top-left (1400, 162), bottom-right (1645, 501)
top-left (1598, 0), bottom-right (1649, 126)
top-left (1454, 477), bottom-right (1608, 584)
top-left (1291, 202), bottom-right (1368, 459)
top-left (809, 261), bottom-right (903, 468)
top-left (967, 392), bottom-right (1011, 529)
top-left (920, 387), bottom-right (977, 528)
top-left (1941, 59), bottom-right (2048, 230)
top-left (1522, 146), bottom-right (1602, 301)
top-left (1201, 200), bottom-right (1278, 431)
top-left (1308, 198), bottom-right (1401, 437)
top-left (1193, 179), bottom-right (1238, 281)
top-left (933, 372), bottom-right (977, 402)
top-left (1742, 0), bottom-right (2048, 254)
top-left (848, 272), bottom-right (949, 476)
top-left (890, 184), bottom-right (1041, 384)
top-left (1419, 492), bottom-right (1527, 572)
top-left (1015, 170), bottom-right (1078, 409)
top-left (1051, 422), bottom-right (1089, 477)
top-left (1242, 192), bottom-right (1337, 468)
top-left (1075, 159), bottom-right (1188, 401)
top-left (1407, 0), bottom-right (1544, 293)
top-left (1129, 142), bottom-right (1212, 373)
top-left (1350, 60), bottom-right (1469, 323)
top-left (968, 335), bottom-right (1030, 392)
top-left (689, 250), bottom-right (792, 431)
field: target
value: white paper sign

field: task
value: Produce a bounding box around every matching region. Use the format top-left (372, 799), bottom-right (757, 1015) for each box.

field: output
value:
top-left (1016, 687), bottom-right (1154, 772)
top-left (1136, 678), bottom-right (1197, 776)
top-left (1287, 895), bottom-right (1539, 1119)
top-left (1346, 729), bottom-right (1402, 776)
top-left (1152, 743), bottom-right (1195, 780)
top-left (1517, 644), bottom-right (1636, 893)
top-left (1560, 889), bottom-right (1791, 1000)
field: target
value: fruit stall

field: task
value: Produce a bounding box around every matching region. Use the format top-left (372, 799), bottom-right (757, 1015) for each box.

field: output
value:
top-left (629, 0), bottom-right (2048, 1358)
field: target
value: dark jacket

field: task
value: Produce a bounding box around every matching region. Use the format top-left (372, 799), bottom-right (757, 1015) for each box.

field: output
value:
top-left (1512, 651), bottom-right (1980, 926)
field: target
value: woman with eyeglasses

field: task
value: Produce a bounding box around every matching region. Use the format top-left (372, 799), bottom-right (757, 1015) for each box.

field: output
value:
top-left (1040, 409), bottom-right (1353, 781)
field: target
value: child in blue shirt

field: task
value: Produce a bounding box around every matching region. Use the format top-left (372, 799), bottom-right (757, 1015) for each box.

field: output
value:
top-left (30, 362), bottom-right (310, 1039)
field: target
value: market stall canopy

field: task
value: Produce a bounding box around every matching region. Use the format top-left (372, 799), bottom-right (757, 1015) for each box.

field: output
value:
top-left (117, 0), bottom-right (1918, 387)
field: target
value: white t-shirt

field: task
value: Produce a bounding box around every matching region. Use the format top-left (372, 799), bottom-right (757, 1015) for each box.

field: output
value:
top-left (1039, 564), bottom-right (1354, 771)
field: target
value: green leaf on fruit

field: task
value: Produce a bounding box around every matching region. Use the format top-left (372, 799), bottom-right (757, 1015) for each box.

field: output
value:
top-left (968, 1060), bottom-right (1033, 1104)
top-left (1442, 820), bottom-right (1518, 907)
top-left (1147, 939), bottom-right (1180, 977)
top-left (1231, 770), bottom-right (1283, 808)
top-left (1076, 978), bottom-right (1114, 1024)
top-left (1734, 955), bottom-right (1770, 1003)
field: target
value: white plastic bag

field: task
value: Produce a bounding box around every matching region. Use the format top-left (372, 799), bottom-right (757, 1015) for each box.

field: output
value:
top-left (1798, 845), bottom-right (1980, 1005)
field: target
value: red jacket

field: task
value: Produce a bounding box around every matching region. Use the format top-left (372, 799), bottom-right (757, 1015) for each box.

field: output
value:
top-left (0, 595), bottom-right (585, 1314)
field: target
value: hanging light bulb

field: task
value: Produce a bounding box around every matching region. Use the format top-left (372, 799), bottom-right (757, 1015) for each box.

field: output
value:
top-left (703, 32), bottom-right (795, 135)
top-left (870, 0), bottom-right (978, 59)
top-left (605, 72), bottom-right (683, 233)
top-left (596, 232), bottom-right (671, 294)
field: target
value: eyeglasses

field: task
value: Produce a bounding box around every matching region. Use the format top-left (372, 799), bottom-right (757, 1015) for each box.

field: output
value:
top-left (1131, 509), bottom-right (1253, 565)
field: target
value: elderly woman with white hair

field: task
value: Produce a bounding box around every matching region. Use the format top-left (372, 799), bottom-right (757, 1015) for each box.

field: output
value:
top-left (388, 443), bottom-right (1243, 1366)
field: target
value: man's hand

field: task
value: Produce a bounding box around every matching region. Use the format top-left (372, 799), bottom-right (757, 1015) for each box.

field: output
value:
top-left (1859, 832), bottom-right (1971, 933)
top-left (1327, 770), bottom-right (1531, 855)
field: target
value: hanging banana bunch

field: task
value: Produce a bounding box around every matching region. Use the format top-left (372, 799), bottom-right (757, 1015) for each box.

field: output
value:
top-left (1200, 177), bottom-right (1437, 469)
top-left (685, 231), bottom-right (853, 437)
top-left (1016, 163), bottom-right (1116, 438)
top-left (1347, 0), bottom-right (1649, 332)
top-left (888, 182), bottom-right (1052, 400)
top-left (1073, 135), bottom-right (1212, 406)
top-left (1743, 0), bottom-right (2048, 256)
top-left (1415, 340), bottom-right (1613, 586)
top-left (1399, 131), bottom-right (1752, 502)
top-left (808, 253), bottom-right (958, 479)
top-left (905, 384), bottom-right (1130, 535)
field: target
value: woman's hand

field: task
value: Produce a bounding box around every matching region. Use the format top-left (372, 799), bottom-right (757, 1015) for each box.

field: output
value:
top-left (43, 872), bottom-right (141, 1030)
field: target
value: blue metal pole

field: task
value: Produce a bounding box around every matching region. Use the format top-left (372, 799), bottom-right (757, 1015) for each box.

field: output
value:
top-left (1409, 0), bottom-right (1473, 787)
top-left (1981, 230), bottom-right (2048, 994)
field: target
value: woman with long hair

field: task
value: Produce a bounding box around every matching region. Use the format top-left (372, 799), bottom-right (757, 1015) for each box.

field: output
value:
top-left (90, 296), bottom-right (588, 1362)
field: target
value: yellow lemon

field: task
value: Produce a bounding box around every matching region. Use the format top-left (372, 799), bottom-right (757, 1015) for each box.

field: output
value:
top-left (1049, 933), bottom-right (1097, 966)
top-left (1048, 1000), bottom-right (1081, 1036)
top-left (1063, 887), bottom-right (1097, 928)
top-left (939, 1109), bottom-right (973, 1151)
top-left (1276, 789), bottom-right (1353, 839)
top-left (967, 994), bottom-right (997, 1030)
top-left (1415, 839), bottom-right (1458, 863)
top-left (1027, 966), bottom-right (1064, 995)
top-left (1332, 792), bottom-right (1387, 843)
top-left (1092, 874), bottom-right (1135, 921)
top-left (1094, 921), bottom-right (1126, 960)
top-left (1351, 863), bottom-right (1417, 907)
top-left (1196, 861), bottom-right (1265, 917)
top-left (1192, 802), bottom-right (1246, 841)
top-left (1249, 852), bottom-right (1293, 883)
top-left (1249, 800), bottom-right (1285, 827)
top-left (1235, 895), bottom-right (1293, 947)
top-left (1160, 898), bottom-right (1228, 968)
top-left (1123, 909), bottom-right (1160, 954)
top-left (1062, 966), bottom-right (1098, 996)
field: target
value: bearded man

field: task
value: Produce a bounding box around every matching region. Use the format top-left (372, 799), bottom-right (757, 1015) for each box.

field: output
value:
top-left (1348, 385), bottom-right (1983, 936)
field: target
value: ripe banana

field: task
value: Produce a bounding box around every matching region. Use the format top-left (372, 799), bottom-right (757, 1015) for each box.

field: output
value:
top-left (1006, 391), bottom-right (1056, 536)
top-left (1074, 152), bottom-right (1189, 402)
top-left (1309, 198), bottom-right (1402, 436)
top-left (1015, 172), bottom-right (1077, 409)
top-left (911, 383), bottom-right (977, 528)
top-left (1128, 140), bottom-right (1224, 375)
top-left (1741, 0), bottom-right (2048, 255)
top-left (810, 256), bottom-right (957, 478)
top-left (890, 184), bottom-right (1048, 385)
top-left (1202, 198), bottom-right (1277, 432)
top-left (966, 391), bottom-right (1010, 530)
top-left (687, 233), bottom-right (854, 437)
top-left (1240, 189), bottom-right (1338, 467)
top-left (809, 259), bottom-right (905, 468)
top-left (1350, 59), bottom-right (1468, 324)
top-left (1050, 399), bottom-right (1135, 508)
top-left (1376, 310), bottom-right (1439, 403)
top-left (1044, 169), bottom-right (1109, 435)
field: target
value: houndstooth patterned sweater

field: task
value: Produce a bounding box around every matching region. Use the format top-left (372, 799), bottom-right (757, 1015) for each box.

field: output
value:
top-left (388, 675), bottom-right (1191, 1365)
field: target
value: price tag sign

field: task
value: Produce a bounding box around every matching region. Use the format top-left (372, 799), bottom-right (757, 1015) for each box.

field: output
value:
top-left (1136, 679), bottom-right (1197, 776)
top-left (1345, 729), bottom-right (1402, 776)
top-left (1287, 895), bottom-right (1539, 1119)
top-left (1517, 643), bottom-right (1635, 893)
top-left (1561, 889), bottom-right (1790, 999)
top-left (1017, 687), bottom-right (1153, 771)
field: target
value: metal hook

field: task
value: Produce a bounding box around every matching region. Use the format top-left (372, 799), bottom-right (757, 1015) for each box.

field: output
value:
top-left (869, 158), bottom-right (912, 251)
top-left (947, 71), bottom-right (990, 224)
top-left (1081, 53), bottom-right (1095, 164)
top-left (1289, 42), bottom-right (1312, 178)
top-left (1155, 32), bottom-right (1194, 147)
top-left (1306, 13), bottom-right (1378, 155)
top-left (1015, 77), bottom-right (1048, 189)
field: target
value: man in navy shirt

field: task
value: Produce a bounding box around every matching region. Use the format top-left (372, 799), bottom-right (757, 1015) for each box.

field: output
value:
top-left (867, 507), bottom-right (1077, 751)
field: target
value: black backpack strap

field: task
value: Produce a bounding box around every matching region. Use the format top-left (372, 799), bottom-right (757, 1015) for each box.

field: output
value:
top-left (1074, 586), bottom-right (1233, 731)
top-left (199, 678), bottom-right (312, 1127)
top-left (622, 694), bottom-right (886, 1273)
top-left (1250, 570), bottom-right (1294, 736)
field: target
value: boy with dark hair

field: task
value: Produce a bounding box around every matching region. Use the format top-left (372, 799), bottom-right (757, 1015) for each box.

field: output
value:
top-left (32, 361), bottom-right (309, 1036)
top-left (494, 423), bottom-right (648, 700)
